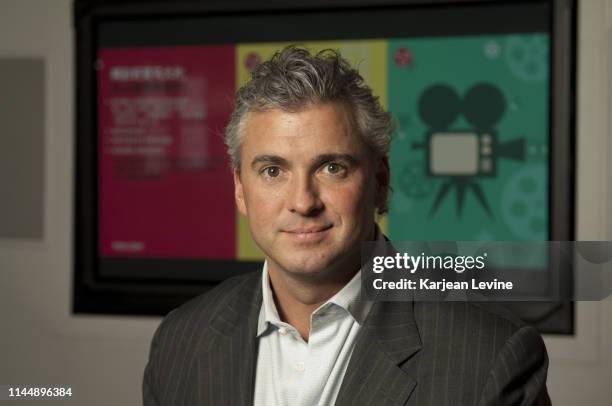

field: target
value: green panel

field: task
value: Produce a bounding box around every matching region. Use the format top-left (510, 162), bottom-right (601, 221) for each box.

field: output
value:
top-left (387, 34), bottom-right (549, 241)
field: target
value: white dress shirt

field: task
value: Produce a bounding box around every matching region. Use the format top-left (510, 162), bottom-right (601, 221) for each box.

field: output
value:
top-left (253, 230), bottom-right (383, 406)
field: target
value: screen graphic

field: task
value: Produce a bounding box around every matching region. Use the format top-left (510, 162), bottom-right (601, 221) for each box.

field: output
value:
top-left (97, 46), bottom-right (236, 259)
top-left (387, 34), bottom-right (549, 241)
top-left (96, 33), bottom-right (550, 263)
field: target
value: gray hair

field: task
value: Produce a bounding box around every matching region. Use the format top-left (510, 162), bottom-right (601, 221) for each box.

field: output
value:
top-left (224, 46), bottom-right (394, 171)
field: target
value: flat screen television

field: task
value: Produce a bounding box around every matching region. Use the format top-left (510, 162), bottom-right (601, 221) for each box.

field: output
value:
top-left (73, 0), bottom-right (575, 333)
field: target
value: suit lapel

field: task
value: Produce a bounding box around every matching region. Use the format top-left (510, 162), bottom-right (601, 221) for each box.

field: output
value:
top-left (335, 300), bottom-right (422, 406)
top-left (197, 273), bottom-right (262, 406)
top-left (193, 269), bottom-right (422, 406)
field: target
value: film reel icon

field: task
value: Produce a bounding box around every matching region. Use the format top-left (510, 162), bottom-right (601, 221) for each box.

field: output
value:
top-left (398, 160), bottom-right (436, 199)
top-left (505, 35), bottom-right (548, 82)
top-left (501, 165), bottom-right (547, 240)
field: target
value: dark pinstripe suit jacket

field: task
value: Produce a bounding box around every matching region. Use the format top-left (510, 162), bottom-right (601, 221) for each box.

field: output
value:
top-left (143, 271), bottom-right (551, 406)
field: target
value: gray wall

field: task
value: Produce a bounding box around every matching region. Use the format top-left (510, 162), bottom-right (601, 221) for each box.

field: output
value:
top-left (0, 0), bottom-right (610, 404)
top-left (0, 1), bottom-right (157, 405)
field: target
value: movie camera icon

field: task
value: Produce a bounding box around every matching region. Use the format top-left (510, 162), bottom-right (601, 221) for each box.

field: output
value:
top-left (410, 83), bottom-right (526, 217)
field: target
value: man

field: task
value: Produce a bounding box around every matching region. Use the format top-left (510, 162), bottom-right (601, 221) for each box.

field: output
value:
top-left (143, 46), bottom-right (550, 405)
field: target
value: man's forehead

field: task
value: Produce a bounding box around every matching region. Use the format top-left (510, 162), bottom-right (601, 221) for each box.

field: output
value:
top-left (241, 103), bottom-right (362, 148)
top-left (244, 102), bottom-right (353, 132)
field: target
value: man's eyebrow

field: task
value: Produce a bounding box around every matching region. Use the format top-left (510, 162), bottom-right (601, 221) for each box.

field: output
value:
top-left (250, 155), bottom-right (289, 169)
top-left (250, 153), bottom-right (359, 170)
top-left (312, 153), bottom-right (358, 167)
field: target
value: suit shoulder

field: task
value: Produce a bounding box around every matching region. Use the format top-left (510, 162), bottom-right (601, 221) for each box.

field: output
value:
top-left (157, 270), bottom-right (261, 337)
top-left (415, 301), bottom-right (533, 352)
top-left (466, 301), bottom-right (527, 331)
top-left (143, 271), bottom-right (261, 404)
top-left (408, 302), bottom-right (547, 404)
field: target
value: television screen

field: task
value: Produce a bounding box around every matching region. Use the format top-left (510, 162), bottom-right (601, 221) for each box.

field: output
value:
top-left (75, 0), bottom-right (574, 331)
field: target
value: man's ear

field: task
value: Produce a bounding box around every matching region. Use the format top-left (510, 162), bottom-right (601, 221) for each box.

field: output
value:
top-left (375, 156), bottom-right (391, 213)
top-left (234, 170), bottom-right (247, 216)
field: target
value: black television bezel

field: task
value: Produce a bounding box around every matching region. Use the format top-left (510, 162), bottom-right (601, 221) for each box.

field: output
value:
top-left (73, 0), bottom-right (576, 334)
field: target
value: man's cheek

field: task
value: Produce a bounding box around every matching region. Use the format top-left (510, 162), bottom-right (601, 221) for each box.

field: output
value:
top-left (334, 186), bottom-right (367, 210)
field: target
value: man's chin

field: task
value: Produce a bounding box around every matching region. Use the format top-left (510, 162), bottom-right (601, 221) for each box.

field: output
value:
top-left (274, 251), bottom-right (358, 280)
top-left (280, 262), bottom-right (331, 277)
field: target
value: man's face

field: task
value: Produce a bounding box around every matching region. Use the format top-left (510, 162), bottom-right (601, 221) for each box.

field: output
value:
top-left (234, 102), bottom-right (388, 279)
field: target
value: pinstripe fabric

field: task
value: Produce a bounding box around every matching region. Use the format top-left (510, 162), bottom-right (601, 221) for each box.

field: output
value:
top-left (143, 272), bottom-right (262, 406)
top-left (143, 271), bottom-right (550, 406)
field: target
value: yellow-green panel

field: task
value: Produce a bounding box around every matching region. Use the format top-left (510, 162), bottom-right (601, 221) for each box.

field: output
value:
top-left (377, 216), bottom-right (388, 234)
top-left (236, 209), bottom-right (263, 260)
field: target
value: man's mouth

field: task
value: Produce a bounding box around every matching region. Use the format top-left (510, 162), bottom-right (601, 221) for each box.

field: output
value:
top-left (283, 224), bottom-right (333, 240)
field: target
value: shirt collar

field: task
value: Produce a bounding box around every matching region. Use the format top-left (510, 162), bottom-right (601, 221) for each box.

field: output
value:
top-left (257, 261), bottom-right (282, 336)
top-left (256, 225), bottom-right (385, 336)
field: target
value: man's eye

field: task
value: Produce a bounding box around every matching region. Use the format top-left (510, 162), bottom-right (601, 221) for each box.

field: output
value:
top-left (325, 162), bottom-right (346, 175)
top-left (262, 166), bottom-right (281, 177)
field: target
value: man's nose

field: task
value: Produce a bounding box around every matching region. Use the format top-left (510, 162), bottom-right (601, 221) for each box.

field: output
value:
top-left (287, 173), bottom-right (324, 216)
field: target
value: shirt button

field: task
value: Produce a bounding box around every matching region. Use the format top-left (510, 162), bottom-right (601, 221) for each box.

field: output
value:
top-left (295, 362), bottom-right (305, 373)
top-left (278, 327), bottom-right (287, 335)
